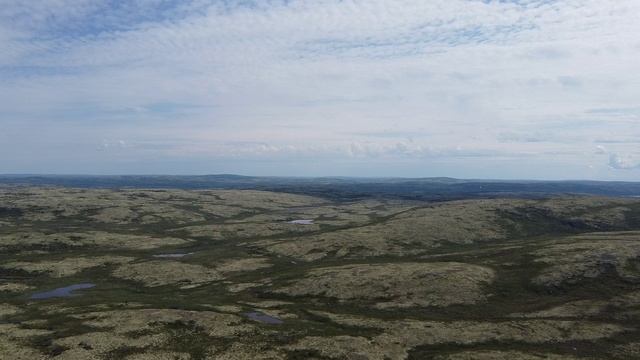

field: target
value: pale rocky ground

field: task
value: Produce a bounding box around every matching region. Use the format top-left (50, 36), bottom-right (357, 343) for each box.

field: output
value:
top-left (1, 188), bottom-right (640, 359)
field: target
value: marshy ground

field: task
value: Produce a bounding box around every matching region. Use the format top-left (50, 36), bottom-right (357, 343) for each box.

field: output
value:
top-left (2, 187), bottom-right (640, 359)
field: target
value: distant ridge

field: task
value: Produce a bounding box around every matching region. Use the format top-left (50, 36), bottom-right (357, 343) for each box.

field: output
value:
top-left (1, 174), bottom-right (639, 201)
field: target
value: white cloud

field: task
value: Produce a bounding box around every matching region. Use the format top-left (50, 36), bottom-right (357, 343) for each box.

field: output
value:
top-left (1, 0), bottom-right (640, 177)
top-left (609, 153), bottom-right (640, 170)
top-left (98, 139), bottom-right (128, 151)
top-left (595, 145), bottom-right (607, 154)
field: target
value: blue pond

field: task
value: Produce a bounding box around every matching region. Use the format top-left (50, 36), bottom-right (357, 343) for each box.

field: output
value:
top-left (243, 311), bottom-right (284, 324)
top-left (30, 283), bottom-right (96, 300)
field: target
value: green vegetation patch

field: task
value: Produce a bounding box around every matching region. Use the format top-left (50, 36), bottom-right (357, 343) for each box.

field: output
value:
top-left (111, 261), bottom-right (223, 288)
top-left (273, 262), bottom-right (495, 308)
top-left (292, 311), bottom-right (627, 359)
top-left (532, 231), bottom-right (640, 287)
top-left (0, 282), bottom-right (34, 293)
top-left (111, 257), bottom-right (271, 288)
top-left (2, 256), bottom-right (134, 278)
top-left (0, 231), bottom-right (190, 251)
top-left (432, 350), bottom-right (582, 360)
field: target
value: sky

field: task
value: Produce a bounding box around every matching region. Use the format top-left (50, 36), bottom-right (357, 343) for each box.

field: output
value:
top-left (1, 0), bottom-right (639, 179)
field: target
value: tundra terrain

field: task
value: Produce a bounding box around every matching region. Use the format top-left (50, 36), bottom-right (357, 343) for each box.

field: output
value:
top-left (2, 187), bottom-right (640, 359)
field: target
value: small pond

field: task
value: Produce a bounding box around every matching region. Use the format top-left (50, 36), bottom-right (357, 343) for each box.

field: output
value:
top-left (30, 283), bottom-right (96, 300)
top-left (242, 311), bottom-right (284, 324)
top-left (152, 253), bottom-right (193, 258)
top-left (288, 219), bottom-right (314, 225)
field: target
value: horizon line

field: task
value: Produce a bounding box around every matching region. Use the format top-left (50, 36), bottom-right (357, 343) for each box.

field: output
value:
top-left (0, 173), bottom-right (638, 183)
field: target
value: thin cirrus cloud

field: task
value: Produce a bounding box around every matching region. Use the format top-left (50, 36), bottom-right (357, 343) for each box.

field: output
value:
top-left (0, 0), bottom-right (639, 178)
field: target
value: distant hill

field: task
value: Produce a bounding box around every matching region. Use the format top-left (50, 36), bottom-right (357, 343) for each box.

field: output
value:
top-left (1, 174), bottom-right (639, 201)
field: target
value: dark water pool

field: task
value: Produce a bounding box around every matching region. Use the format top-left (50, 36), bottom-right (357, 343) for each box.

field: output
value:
top-left (243, 311), bottom-right (284, 324)
top-left (30, 283), bottom-right (96, 300)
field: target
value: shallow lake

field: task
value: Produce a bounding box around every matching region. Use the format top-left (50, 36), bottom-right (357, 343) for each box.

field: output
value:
top-left (30, 283), bottom-right (95, 300)
top-left (243, 311), bottom-right (283, 324)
